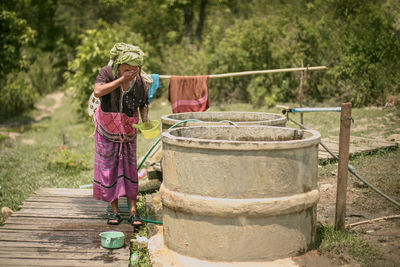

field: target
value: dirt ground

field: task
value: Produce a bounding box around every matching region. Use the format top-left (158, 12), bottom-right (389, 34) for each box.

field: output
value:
top-left (317, 174), bottom-right (400, 266)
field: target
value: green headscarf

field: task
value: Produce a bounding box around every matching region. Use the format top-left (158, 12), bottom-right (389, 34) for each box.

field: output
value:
top-left (110, 42), bottom-right (144, 77)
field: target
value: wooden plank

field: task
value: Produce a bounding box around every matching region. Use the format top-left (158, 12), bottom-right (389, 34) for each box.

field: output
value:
top-left (0, 258), bottom-right (126, 266)
top-left (318, 135), bottom-right (397, 161)
top-left (21, 202), bottom-right (128, 209)
top-left (23, 197), bottom-right (101, 203)
top-left (0, 225), bottom-right (132, 232)
top-left (30, 194), bottom-right (93, 198)
top-left (0, 232), bottom-right (103, 243)
top-left (0, 229), bottom-right (132, 237)
top-left (0, 241), bottom-right (97, 249)
top-left (350, 135), bottom-right (397, 145)
top-left (15, 205), bottom-right (108, 213)
top-left (0, 245), bottom-right (118, 252)
top-left (322, 136), bottom-right (397, 149)
top-left (0, 251), bottom-right (128, 260)
top-left (28, 196), bottom-right (95, 201)
top-left (12, 209), bottom-right (130, 215)
top-left (24, 197), bottom-right (104, 203)
top-left (35, 188), bottom-right (92, 194)
top-left (11, 213), bottom-right (108, 219)
top-left (3, 216), bottom-right (131, 226)
top-left (10, 213), bottom-right (130, 220)
top-left (18, 204), bottom-right (130, 213)
top-left (0, 188), bottom-right (132, 266)
top-left (17, 203), bottom-right (105, 210)
top-left (4, 217), bottom-right (112, 225)
top-left (13, 209), bottom-right (109, 215)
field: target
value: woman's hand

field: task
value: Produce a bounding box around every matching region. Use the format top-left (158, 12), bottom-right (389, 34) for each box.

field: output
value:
top-left (121, 69), bottom-right (139, 82)
top-left (94, 65), bottom-right (140, 98)
top-left (140, 106), bottom-right (149, 123)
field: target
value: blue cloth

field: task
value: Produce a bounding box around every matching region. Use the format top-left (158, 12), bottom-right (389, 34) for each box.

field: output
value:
top-left (148, 74), bottom-right (160, 102)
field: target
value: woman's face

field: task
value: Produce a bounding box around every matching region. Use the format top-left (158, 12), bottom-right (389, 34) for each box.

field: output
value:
top-left (118, 64), bottom-right (139, 77)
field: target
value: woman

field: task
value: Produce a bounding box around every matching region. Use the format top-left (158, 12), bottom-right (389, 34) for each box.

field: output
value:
top-left (92, 42), bottom-right (150, 226)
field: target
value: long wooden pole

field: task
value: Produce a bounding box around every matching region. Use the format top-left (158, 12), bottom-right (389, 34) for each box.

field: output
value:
top-left (158, 66), bottom-right (327, 79)
top-left (346, 214), bottom-right (400, 228)
top-left (335, 103), bottom-right (352, 231)
top-left (299, 60), bottom-right (304, 124)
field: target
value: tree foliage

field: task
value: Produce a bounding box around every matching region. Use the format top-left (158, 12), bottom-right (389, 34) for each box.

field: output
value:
top-left (1, 0), bottom-right (399, 120)
top-left (63, 21), bottom-right (160, 116)
top-left (0, 10), bottom-right (34, 76)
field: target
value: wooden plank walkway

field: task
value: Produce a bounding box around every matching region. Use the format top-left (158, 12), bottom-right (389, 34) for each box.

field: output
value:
top-left (0, 188), bottom-right (133, 266)
top-left (319, 136), bottom-right (397, 160)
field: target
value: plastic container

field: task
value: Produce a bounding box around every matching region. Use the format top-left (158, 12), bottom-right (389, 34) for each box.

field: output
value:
top-left (132, 120), bottom-right (160, 139)
top-left (131, 235), bottom-right (149, 248)
top-left (132, 108), bottom-right (161, 139)
top-left (99, 231), bottom-right (125, 249)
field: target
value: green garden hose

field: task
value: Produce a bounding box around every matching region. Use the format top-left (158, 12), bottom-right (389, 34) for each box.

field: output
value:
top-left (140, 218), bottom-right (163, 224)
top-left (287, 113), bottom-right (400, 208)
top-left (137, 119), bottom-right (202, 171)
top-left (136, 118), bottom-right (238, 224)
top-left (137, 118), bottom-right (238, 171)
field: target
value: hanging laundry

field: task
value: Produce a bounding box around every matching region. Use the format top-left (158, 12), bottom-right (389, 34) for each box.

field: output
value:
top-left (148, 74), bottom-right (160, 103)
top-left (168, 75), bottom-right (209, 113)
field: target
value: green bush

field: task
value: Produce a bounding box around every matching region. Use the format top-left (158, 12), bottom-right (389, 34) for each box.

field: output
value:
top-left (204, 17), bottom-right (297, 105)
top-left (27, 51), bottom-right (60, 96)
top-left (295, 0), bottom-right (400, 106)
top-left (0, 72), bottom-right (38, 120)
top-left (47, 146), bottom-right (89, 171)
top-left (332, 5), bottom-right (400, 106)
top-left (63, 21), bottom-right (161, 116)
top-left (198, 0), bottom-right (400, 107)
top-left (0, 10), bottom-right (34, 76)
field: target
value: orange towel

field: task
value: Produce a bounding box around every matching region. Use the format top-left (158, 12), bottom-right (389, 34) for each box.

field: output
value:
top-left (168, 76), bottom-right (209, 113)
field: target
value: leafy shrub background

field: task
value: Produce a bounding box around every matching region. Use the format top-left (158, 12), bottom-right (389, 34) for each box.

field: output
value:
top-left (47, 146), bottom-right (89, 171)
top-left (63, 21), bottom-right (161, 116)
top-left (1, 0), bottom-right (399, 120)
top-left (0, 72), bottom-right (39, 120)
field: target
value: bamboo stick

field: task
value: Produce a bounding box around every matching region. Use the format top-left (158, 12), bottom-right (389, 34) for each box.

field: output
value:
top-left (299, 60), bottom-right (305, 124)
top-left (346, 215), bottom-right (400, 228)
top-left (158, 66), bottom-right (327, 79)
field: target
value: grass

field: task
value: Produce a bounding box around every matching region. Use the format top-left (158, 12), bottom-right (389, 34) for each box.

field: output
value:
top-left (130, 193), bottom-right (152, 267)
top-left (0, 96), bottom-right (94, 224)
top-left (317, 147), bottom-right (400, 208)
top-left (351, 149), bottom-right (400, 194)
top-left (316, 147), bottom-right (399, 266)
top-left (285, 106), bottom-right (399, 138)
top-left (316, 224), bottom-right (380, 266)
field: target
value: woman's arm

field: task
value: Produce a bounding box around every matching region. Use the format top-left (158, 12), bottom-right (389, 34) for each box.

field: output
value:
top-left (93, 70), bottom-right (137, 98)
top-left (140, 105), bottom-right (149, 123)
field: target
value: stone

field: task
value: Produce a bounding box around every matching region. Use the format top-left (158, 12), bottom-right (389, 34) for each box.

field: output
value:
top-left (385, 134), bottom-right (400, 143)
top-left (1, 207), bottom-right (13, 219)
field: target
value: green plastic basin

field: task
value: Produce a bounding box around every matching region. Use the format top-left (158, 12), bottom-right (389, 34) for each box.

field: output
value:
top-left (99, 231), bottom-right (125, 249)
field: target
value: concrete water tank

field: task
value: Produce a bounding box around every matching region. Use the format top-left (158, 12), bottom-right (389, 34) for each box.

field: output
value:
top-left (161, 125), bottom-right (321, 264)
top-left (161, 111), bottom-right (286, 130)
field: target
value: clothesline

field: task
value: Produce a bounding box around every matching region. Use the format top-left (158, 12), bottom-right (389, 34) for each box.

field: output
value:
top-left (158, 66), bottom-right (327, 79)
top-left (147, 65), bottom-right (328, 112)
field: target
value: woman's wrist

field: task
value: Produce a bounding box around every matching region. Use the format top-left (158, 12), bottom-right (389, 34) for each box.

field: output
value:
top-left (140, 106), bottom-right (149, 122)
